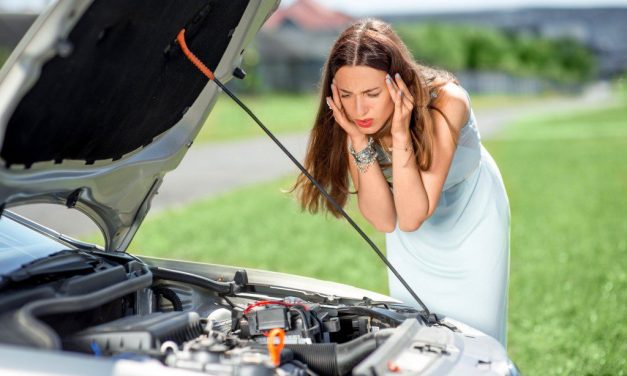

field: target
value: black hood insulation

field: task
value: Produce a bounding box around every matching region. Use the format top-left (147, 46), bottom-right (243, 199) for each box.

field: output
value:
top-left (2, 0), bottom-right (249, 168)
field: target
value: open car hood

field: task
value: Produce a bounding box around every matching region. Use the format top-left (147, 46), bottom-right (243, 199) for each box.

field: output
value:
top-left (0, 0), bottom-right (279, 252)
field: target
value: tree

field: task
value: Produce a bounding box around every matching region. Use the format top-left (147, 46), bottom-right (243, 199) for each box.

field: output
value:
top-left (394, 22), bottom-right (597, 84)
top-left (397, 23), bottom-right (466, 71)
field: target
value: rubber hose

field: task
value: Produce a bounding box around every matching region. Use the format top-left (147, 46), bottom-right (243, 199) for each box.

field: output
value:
top-left (285, 343), bottom-right (338, 376)
top-left (285, 331), bottom-right (393, 376)
top-left (151, 286), bottom-right (183, 311)
top-left (149, 266), bottom-right (232, 294)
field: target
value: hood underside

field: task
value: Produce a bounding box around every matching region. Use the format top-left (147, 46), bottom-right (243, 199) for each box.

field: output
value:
top-left (0, 0), bottom-right (279, 251)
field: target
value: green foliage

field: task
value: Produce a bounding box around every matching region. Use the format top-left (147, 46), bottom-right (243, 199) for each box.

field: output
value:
top-left (233, 44), bottom-right (263, 94)
top-left (396, 24), bottom-right (467, 70)
top-left (466, 27), bottom-right (518, 72)
top-left (396, 23), bottom-right (597, 84)
top-left (511, 35), bottom-right (559, 77)
top-left (615, 74), bottom-right (627, 100)
top-left (553, 37), bottom-right (597, 82)
top-left (512, 34), bottom-right (596, 82)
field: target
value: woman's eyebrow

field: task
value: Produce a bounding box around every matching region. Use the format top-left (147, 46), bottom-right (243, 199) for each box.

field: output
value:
top-left (339, 87), bottom-right (380, 94)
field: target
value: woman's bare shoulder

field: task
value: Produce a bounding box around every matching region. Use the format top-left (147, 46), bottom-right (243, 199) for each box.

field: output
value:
top-left (430, 82), bottom-right (471, 132)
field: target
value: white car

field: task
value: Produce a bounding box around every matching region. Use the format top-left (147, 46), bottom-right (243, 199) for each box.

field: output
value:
top-left (0, 1), bottom-right (520, 375)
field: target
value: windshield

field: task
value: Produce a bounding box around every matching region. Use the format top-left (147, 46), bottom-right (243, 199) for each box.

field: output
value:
top-left (0, 214), bottom-right (69, 275)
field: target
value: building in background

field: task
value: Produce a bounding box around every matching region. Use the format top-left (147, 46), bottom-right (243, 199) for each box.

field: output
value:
top-left (252, 0), bottom-right (353, 92)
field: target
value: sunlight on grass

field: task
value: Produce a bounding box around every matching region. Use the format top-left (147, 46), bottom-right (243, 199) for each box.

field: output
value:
top-left (502, 103), bottom-right (627, 140)
top-left (196, 93), bottom-right (318, 143)
top-left (129, 177), bottom-right (388, 293)
top-left (489, 102), bottom-right (627, 375)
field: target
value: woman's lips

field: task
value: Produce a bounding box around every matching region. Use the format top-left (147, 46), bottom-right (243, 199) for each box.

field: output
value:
top-left (355, 118), bottom-right (373, 128)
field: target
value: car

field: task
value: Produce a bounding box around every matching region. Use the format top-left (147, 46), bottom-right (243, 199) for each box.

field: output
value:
top-left (0, 1), bottom-right (521, 375)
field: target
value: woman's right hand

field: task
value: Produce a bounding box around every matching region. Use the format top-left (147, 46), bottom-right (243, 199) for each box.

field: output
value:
top-left (326, 79), bottom-right (368, 147)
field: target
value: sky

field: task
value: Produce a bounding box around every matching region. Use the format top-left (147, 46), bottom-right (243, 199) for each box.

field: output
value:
top-left (289, 0), bottom-right (624, 15)
top-left (0, 0), bottom-right (626, 14)
top-left (293, 0), bottom-right (627, 15)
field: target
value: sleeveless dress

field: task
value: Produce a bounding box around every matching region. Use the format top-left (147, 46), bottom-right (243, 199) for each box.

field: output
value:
top-left (375, 90), bottom-right (510, 347)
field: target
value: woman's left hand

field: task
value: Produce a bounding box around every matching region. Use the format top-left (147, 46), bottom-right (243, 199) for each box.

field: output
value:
top-left (385, 73), bottom-right (415, 137)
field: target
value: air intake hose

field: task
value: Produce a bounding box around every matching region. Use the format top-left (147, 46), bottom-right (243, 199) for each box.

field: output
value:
top-left (285, 330), bottom-right (393, 376)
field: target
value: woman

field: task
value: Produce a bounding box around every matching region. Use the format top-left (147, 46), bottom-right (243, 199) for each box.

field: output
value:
top-left (293, 18), bottom-right (510, 347)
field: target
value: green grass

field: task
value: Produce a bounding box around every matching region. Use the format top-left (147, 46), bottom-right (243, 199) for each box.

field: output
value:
top-left (196, 92), bottom-right (547, 143)
top-left (502, 104), bottom-right (627, 140)
top-left (492, 103), bottom-right (627, 374)
top-left (129, 178), bottom-right (388, 292)
top-left (197, 93), bottom-right (318, 143)
top-left (120, 98), bottom-right (626, 374)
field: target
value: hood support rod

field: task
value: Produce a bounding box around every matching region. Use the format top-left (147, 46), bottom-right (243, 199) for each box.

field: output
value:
top-left (175, 29), bottom-right (437, 325)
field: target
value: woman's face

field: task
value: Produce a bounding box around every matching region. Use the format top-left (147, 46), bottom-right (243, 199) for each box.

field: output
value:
top-left (334, 65), bottom-right (394, 135)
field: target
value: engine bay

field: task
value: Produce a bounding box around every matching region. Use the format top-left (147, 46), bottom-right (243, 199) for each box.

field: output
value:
top-left (0, 249), bottom-right (428, 376)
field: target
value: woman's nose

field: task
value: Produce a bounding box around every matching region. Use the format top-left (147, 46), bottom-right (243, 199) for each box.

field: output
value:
top-left (355, 96), bottom-right (368, 116)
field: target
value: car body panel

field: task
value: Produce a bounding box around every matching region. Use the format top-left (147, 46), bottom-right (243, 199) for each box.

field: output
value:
top-left (0, 0), bottom-right (280, 252)
top-left (140, 255), bottom-right (402, 304)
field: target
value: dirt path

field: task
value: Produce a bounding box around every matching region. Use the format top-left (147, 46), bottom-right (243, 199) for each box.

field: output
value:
top-left (12, 82), bottom-right (615, 238)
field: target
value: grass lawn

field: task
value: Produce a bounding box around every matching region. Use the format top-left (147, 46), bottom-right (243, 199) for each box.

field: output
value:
top-left (196, 93), bottom-right (319, 143)
top-left (124, 98), bottom-right (626, 374)
top-left (492, 103), bottom-right (627, 374)
top-left (129, 177), bottom-right (388, 291)
top-left (196, 91), bottom-right (547, 143)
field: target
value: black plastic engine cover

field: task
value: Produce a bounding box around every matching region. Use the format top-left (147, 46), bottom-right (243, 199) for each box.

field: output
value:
top-left (64, 311), bottom-right (203, 353)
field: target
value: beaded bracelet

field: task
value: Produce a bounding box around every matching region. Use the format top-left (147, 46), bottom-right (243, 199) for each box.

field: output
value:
top-left (349, 137), bottom-right (377, 173)
top-left (391, 143), bottom-right (413, 152)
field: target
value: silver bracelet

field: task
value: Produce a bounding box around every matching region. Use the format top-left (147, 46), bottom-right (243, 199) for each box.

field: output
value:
top-left (349, 137), bottom-right (377, 173)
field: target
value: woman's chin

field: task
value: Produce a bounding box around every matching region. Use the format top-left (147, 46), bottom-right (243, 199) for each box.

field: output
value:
top-left (356, 124), bottom-right (384, 135)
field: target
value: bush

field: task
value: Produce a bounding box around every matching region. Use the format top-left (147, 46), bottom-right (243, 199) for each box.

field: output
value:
top-left (397, 24), bottom-right (467, 70)
top-left (396, 23), bottom-right (597, 84)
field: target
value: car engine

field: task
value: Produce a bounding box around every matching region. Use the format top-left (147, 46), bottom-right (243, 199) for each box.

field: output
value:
top-left (0, 249), bottom-right (425, 376)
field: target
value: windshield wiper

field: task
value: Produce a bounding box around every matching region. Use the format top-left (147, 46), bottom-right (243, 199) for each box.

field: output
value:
top-left (57, 234), bottom-right (102, 251)
top-left (0, 249), bottom-right (98, 289)
top-left (174, 30), bottom-right (436, 325)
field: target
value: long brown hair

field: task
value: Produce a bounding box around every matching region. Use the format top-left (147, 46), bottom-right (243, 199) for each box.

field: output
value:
top-left (293, 18), bottom-right (458, 218)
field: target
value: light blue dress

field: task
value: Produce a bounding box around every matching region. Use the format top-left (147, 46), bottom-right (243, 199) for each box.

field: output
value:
top-left (376, 92), bottom-right (510, 347)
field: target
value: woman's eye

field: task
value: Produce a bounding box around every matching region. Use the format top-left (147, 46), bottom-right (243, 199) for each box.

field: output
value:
top-left (367, 92), bottom-right (380, 98)
top-left (340, 94), bottom-right (350, 98)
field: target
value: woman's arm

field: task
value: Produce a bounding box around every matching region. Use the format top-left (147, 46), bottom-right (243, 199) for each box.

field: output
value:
top-left (390, 82), bottom-right (470, 231)
top-left (347, 135), bottom-right (397, 232)
top-left (327, 79), bottom-right (397, 232)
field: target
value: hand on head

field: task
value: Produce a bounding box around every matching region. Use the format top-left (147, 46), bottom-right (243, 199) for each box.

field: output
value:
top-left (326, 79), bottom-right (363, 140)
top-left (385, 73), bottom-right (415, 136)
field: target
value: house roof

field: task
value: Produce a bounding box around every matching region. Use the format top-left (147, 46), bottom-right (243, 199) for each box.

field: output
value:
top-left (264, 0), bottom-right (353, 31)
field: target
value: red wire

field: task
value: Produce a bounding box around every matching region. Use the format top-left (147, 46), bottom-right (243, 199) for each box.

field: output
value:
top-left (243, 300), bottom-right (294, 314)
top-left (176, 29), bottom-right (215, 81)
